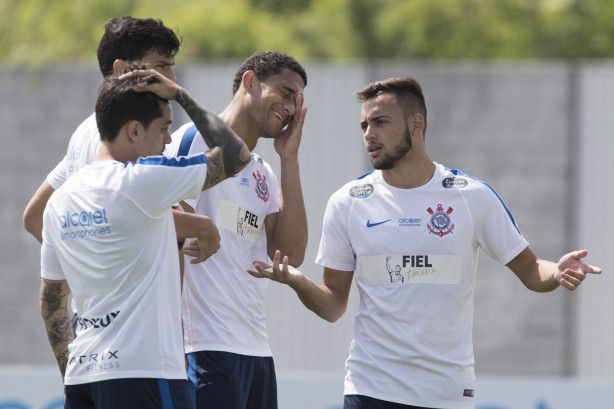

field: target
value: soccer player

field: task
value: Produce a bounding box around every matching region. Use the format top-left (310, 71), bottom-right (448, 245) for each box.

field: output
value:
top-left (164, 51), bottom-right (308, 409)
top-left (40, 70), bottom-right (250, 408)
top-left (23, 16), bottom-right (220, 259)
top-left (248, 77), bottom-right (602, 409)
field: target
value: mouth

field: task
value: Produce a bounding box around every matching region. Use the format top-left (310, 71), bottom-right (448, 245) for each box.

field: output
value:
top-left (367, 145), bottom-right (381, 158)
top-left (273, 110), bottom-right (284, 122)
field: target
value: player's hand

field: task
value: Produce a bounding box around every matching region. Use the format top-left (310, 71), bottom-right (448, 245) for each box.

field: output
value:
top-left (556, 250), bottom-right (602, 290)
top-left (183, 221), bottom-right (221, 264)
top-left (274, 92), bottom-right (307, 161)
top-left (118, 68), bottom-right (181, 101)
top-left (248, 250), bottom-right (304, 285)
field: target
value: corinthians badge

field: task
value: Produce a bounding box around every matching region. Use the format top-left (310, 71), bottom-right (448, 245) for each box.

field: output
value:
top-left (426, 204), bottom-right (455, 237)
top-left (252, 170), bottom-right (269, 202)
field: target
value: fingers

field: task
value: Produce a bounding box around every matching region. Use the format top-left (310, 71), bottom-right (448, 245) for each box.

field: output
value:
top-left (583, 263), bottom-right (602, 275)
top-left (569, 249), bottom-right (589, 261)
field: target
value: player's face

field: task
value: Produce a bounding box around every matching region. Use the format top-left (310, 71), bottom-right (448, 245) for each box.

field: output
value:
top-left (138, 103), bottom-right (173, 157)
top-left (251, 68), bottom-right (305, 139)
top-left (360, 93), bottom-right (412, 170)
top-left (132, 50), bottom-right (176, 82)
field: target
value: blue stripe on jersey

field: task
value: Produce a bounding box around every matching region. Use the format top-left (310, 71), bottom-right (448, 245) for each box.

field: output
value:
top-left (447, 167), bottom-right (522, 235)
top-left (135, 154), bottom-right (206, 167)
top-left (158, 379), bottom-right (174, 409)
top-left (355, 170), bottom-right (374, 180)
top-left (178, 125), bottom-right (199, 156)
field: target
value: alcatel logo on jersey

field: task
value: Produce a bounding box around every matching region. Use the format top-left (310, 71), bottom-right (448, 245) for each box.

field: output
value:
top-left (77, 311), bottom-right (120, 331)
top-left (399, 217), bottom-right (421, 227)
top-left (59, 208), bottom-right (108, 228)
top-left (59, 207), bottom-right (112, 241)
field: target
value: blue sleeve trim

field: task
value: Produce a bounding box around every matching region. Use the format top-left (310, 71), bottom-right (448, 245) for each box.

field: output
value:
top-left (355, 170), bottom-right (374, 180)
top-left (133, 154), bottom-right (206, 167)
top-left (178, 125), bottom-right (199, 156)
top-left (447, 167), bottom-right (522, 235)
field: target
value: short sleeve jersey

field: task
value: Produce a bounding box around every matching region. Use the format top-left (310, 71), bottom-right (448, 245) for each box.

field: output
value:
top-left (164, 123), bottom-right (281, 356)
top-left (41, 155), bottom-right (207, 385)
top-left (315, 164), bottom-right (529, 409)
top-left (47, 113), bottom-right (100, 190)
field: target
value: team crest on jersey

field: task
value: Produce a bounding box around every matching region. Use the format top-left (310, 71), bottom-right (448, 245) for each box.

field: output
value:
top-left (252, 170), bottom-right (269, 202)
top-left (426, 204), bottom-right (455, 237)
top-left (349, 184), bottom-right (374, 198)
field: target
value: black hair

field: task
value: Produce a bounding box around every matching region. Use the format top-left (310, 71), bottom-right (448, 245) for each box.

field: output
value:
top-left (356, 77), bottom-right (428, 135)
top-left (97, 16), bottom-right (181, 77)
top-left (95, 75), bottom-right (168, 143)
top-left (231, 51), bottom-right (307, 95)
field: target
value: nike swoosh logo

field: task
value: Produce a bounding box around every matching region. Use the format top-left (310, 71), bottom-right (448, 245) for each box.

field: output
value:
top-left (366, 219), bottom-right (391, 228)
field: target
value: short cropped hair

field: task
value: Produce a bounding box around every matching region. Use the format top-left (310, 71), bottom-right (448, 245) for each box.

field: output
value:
top-left (95, 75), bottom-right (168, 143)
top-left (356, 77), bottom-right (428, 135)
top-left (97, 16), bottom-right (181, 77)
top-left (231, 51), bottom-right (307, 95)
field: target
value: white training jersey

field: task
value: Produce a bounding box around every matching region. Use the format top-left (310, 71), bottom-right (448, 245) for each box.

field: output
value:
top-left (41, 155), bottom-right (208, 385)
top-left (315, 163), bottom-right (529, 409)
top-left (47, 113), bottom-right (100, 190)
top-left (165, 123), bottom-right (280, 357)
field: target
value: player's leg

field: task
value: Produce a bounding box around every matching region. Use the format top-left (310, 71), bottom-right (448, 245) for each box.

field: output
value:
top-left (89, 378), bottom-right (193, 409)
top-left (187, 350), bottom-right (252, 409)
top-left (246, 356), bottom-right (277, 409)
top-left (64, 383), bottom-right (94, 409)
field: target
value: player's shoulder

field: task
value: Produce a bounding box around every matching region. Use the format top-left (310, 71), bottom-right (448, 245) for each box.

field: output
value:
top-left (68, 113), bottom-right (99, 143)
top-left (166, 122), bottom-right (203, 157)
top-left (330, 170), bottom-right (377, 202)
top-left (438, 164), bottom-right (492, 192)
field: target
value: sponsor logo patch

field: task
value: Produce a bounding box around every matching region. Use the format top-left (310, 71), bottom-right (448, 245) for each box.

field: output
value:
top-left (349, 184), bottom-right (374, 198)
top-left (442, 177), bottom-right (468, 189)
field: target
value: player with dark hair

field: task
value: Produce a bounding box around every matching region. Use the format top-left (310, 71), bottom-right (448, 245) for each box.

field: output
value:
top-left (165, 51), bottom-right (309, 409)
top-left (40, 70), bottom-right (249, 409)
top-left (249, 76), bottom-right (602, 409)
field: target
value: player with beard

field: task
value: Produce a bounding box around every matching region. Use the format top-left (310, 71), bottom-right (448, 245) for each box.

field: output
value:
top-left (248, 77), bottom-right (602, 409)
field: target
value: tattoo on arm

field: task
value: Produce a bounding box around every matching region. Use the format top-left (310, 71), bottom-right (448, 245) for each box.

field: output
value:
top-left (40, 280), bottom-right (73, 377)
top-left (175, 89), bottom-right (248, 187)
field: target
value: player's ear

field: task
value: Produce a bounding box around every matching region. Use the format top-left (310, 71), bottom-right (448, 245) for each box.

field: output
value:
top-left (126, 120), bottom-right (142, 142)
top-left (409, 113), bottom-right (424, 134)
top-left (112, 59), bottom-right (127, 76)
top-left (242, 70), bottom-right (258, 95)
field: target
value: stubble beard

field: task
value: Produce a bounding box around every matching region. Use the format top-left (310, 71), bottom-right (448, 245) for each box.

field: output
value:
top-left (372, 126), bottom-right (412, 170)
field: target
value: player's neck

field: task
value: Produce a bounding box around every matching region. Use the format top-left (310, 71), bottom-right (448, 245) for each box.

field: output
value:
top-left (219, 103), bottom-right (259, 152)
top-left (381, 154), bottom-right (435, 189)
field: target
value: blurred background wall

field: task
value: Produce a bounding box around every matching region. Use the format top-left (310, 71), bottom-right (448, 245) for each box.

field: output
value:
top-left (1, 60), bottom-right (612, 379)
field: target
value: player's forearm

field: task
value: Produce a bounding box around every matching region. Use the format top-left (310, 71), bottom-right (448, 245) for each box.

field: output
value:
top-left (269, 158), bottom-right (308, 267)
top-left (23, 180), bottom-right (55, 243)
top-left (40, 280), bottom-right (73, 377)
top-left (289, 275), bottom-right (346, 323)
top-left (513, 258), bottom-right (560, 293)
top-left (175, 89), bottom-right (250, 177)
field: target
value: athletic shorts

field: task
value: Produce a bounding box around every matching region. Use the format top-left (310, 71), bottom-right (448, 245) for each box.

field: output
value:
top-left (64, 378), bottom-right (193, 409)
top-left (344, 394), bottom-right (431, 409)
top-left (186, 351), bottom-right (277, 409)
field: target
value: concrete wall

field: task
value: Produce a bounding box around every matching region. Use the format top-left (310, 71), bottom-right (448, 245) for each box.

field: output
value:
top-left (1, 61), bottom-right (612, 378)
